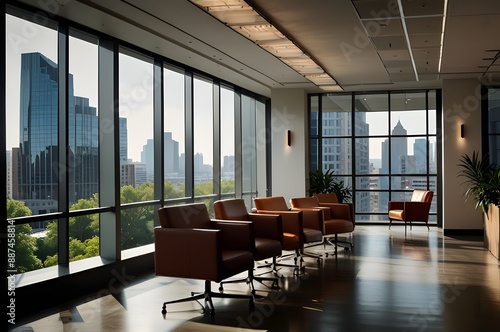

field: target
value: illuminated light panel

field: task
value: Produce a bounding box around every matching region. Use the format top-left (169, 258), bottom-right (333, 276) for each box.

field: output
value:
top-left (190, 0), bottom-right (339, 89)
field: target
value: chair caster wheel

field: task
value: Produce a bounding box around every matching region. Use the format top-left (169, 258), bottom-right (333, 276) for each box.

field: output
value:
top-left (161, 307), bottom-right (167, 315)
top-left (344, 247), bottom-right (349, 252)
top-left (219, 286), bottom-right (223, 292)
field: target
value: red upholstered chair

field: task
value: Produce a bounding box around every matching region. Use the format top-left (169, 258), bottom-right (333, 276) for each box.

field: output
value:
top-left (253, 196), bottom-right (323, 266)
top-left (214, 198), bottom-right (282, 291)
top-left (155, 203), bottom-right (255, 316)
top-left (290, 196), bottom-right (355, 255)
top-left (388, 190), bottom-right (434, 236)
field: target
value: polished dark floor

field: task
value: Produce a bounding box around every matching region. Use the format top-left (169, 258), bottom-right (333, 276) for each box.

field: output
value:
top-left (12, 226), bottom-right (500, 332)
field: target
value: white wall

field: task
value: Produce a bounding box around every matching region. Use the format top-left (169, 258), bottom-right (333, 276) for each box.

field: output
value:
top-left (270, 88), bottom-right (308, 203)
top-left (442, 78), bottom-right (483, 230)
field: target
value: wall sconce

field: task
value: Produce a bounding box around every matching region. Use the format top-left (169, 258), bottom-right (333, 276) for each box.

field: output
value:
top-left (287, 130), bottom-right (292, 146)
top-left (460, 124), bottom-right (465, 138)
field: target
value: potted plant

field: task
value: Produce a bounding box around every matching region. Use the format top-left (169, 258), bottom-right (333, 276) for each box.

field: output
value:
top-left (308, 169), bottom-right (352, 203)
top-left (457, 151), bottom-right (500, 213)
top-left (457, 151), bottom-right (500, 259)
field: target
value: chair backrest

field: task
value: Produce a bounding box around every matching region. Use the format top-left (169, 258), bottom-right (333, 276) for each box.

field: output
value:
top-left (290, 196), bottom-right (320, 208)
top-left (214, 199), bottom-right (250, 221)
top-left (411, 190), bottom-right (434, 203)
top-left (313, 193), bottom-right (339, 204)
top-left (253, 196), bottom-right (289, 211)
top-left (158, 203), bottom-right (211, 229)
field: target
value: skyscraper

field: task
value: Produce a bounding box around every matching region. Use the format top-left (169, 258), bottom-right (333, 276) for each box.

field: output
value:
top-left (17, 52), bottom-right (126, 213)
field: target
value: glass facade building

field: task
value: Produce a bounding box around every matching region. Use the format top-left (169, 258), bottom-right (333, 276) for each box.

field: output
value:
top-left (18, 52), bottom-right (102, 215)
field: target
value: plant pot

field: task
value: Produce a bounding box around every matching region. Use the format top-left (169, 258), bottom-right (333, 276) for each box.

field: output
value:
top-left (484, 204), bottom-right (500, 260)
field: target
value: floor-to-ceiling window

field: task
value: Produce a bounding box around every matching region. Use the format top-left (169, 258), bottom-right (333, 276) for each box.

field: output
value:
top-left (4, 5), bottom-right (269, 275)
top-left (310, 90), bottom-right (440, 223)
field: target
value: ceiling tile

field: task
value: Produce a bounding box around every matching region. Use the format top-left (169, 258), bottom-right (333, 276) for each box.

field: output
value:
top-left (412, 47), bottom-right (441, 60)
top-left (405, 16), bottom-right (443, 35)
top-left (361, 18), bottom-right (403, 37)
top-left (400, 0), bottom-right (444, 17)
top-left (409, 33), bottom-right (441, 48)
top-left (378, 49), bottom-right (411, 61)
top-left (351, 0), bottom-right (400, 19)
top-left (382, 59), bottom-right (412, 69)
top-left (386, 65), bottom-right (414, 74)
top-left (371, 35), bottom-right (408, 50)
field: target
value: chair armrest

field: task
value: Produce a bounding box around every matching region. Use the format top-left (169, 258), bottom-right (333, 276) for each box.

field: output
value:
top-left (388, 201), bottom-right (405, 210)
top-left (403, 201), bottom-right (432, 221)
top-left (212, 219), bottom-right (254, 252)
top-left (248, 212), bottom-right (283, 243)
top-left (319, 203), bottom-right (352, 221)
top-left (154, 227), bottom-right (220, 280)
top-left (290, 207), bottom-right (324, 231)
top-left (254, 209), bottom-right (303, 239)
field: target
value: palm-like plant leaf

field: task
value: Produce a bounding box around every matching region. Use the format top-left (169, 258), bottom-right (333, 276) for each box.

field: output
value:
top-left (457, 151), bottom-right (500, 213)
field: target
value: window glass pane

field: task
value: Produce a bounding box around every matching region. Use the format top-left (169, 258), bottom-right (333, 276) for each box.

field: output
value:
top-left (356, 191), bottom-right (388, 215)
top-left (322, 138), bottom-right (351, 175)
top-left (7, 14), bottom-right (58, 216)
top-left (310, 96), bottom-right (319, 136)
top-left (391, 92), bottom-right (427, 135)
top-left (67, 212), bottom-right (100, 261)
top-left (255, 99), bottom-right (267, 202)
top-left (356, 176), bottom-right (390, 190)
top-left (120, 205), bottom-right (154, 250)
top-left (365, 137), bottom-right (388, 174)
top-left (310, 139), bottom-right (319, 171)
top-left (68, 30), bottom-right (99, 207)
top-left (242, 95), bottom-right (256, 195)
top-left (221, 86), bottom-right (235, 193)
top-left (355, 93), bottom-right (388, 136)
top-left (194, 76), bottom-right (214, 196)
top-left (312, 90), bottom-right (439, 224)
top-left (321, 94), bottom-right (351, 136)
top-left (428, 90), bottom-right (437, 135)
top-left (119, 50), bottom-right (153, 200)
top-left (164, 65), bottom-right (185, 199)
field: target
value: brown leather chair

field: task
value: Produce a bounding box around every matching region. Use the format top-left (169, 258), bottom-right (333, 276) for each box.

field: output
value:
top-left (314, 193), bottom-right (355, 223)
top-left (253, 196), bottom-right (323, 266)
top-left (155, 203), bottom-right (255, 316)
top-left (290, 196), bottom-right (355, 255)
top-left (388, 190), bottom-right (434, 236)
top-left (214, 198), bottom-right (282, 291)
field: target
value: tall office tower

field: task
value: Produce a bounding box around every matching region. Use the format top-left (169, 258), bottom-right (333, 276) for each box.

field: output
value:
top-left (413, 138), bottom-right (427, 173)
top-left (17, 52), bottom-right (126, 213)
top-left (319, 104), bottom-right (370, 219)
top-left (18, 53), bottom-right (60, 214)
top-left (141, 132), bottom-right (179, 181)
top-left (69, 96), bottom-right (99, 202)
top-left (119, 117), bottom-right (128, 162)
top-left (222, 155), bottom-right (235, 178)
top-left (6, 150), bottom-right (12, 199)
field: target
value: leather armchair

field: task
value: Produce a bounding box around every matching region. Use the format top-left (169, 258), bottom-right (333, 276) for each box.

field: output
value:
top-left (253, 196), bottom-right (323, 266)
top-left (214, 198), bottom-right (282, 291)
top-left (155, 203), bottom-right (255, 316)
top-left (290, 196), bottom-right (354, 255)
top-left (388, 190), bottom-right (434, 236)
